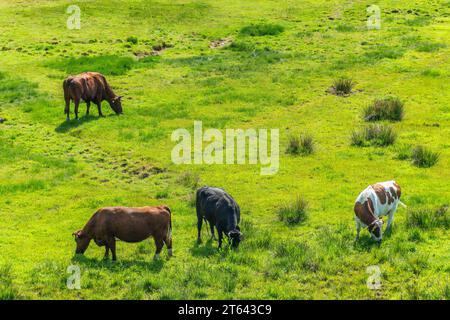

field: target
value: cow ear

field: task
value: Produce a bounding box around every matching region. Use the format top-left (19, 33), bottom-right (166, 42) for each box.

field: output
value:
top-left (118, 96), bottom-right (123, 100)
top-left (73, 230), bottom-right (83, 238)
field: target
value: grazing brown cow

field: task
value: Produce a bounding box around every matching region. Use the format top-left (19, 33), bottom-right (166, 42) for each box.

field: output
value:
top-left (63, 72), bottom-right (123, 120)
top-left (72, 205), bottom-right (172, 261)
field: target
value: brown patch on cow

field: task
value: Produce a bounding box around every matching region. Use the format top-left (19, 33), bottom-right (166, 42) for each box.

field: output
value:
top-left (389, 187), bottom-right (397, 200)
top-left (371, 184), bottom-right (387, 204)
top-left (354, 198), bottom-right (377, 226)
top-left (386, 188), bottom-right (395, 205)
top-left (393, 182), bottom-right (401, 199)
top-left (209, 38), bottom-right (232, 49)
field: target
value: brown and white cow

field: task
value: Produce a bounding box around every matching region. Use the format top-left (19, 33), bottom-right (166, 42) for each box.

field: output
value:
top-left (72, 205), bottom-right (172, 261)
top-left (354, 180), bottom-right (406, 242)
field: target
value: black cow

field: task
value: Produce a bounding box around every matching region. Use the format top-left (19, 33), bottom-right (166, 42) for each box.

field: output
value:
top-left (196, 186), bottom-right (243, 248)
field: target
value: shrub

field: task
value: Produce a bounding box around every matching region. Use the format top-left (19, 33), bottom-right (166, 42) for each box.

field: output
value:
top-left (240, 23), bottom-right (284, 36)
top-left (411, 145), bottom-right (440, 168)
top-left (365, 124), bottom-right (397, 146)
top-left (286, 134), bottom-right (315, 155)
top-left (177, 172), bottom-right (200, 190)
top-left (406, 205), bottom-right (449, 229)
top-left (228, 41), bottom-right (255, 52)
top-left (363, 96), bottom-right (404, 121)
top-left (277, 196), bottom-right (308, 225)
top-left (330, 78), bottom-right (355, 96)
top-left (126, 36), bottom-right (138, 44)
top-left (351, 124), bottom-right (397, 147)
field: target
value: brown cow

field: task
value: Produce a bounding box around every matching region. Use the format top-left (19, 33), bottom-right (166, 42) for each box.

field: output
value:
top-left (63, 72), bottom-right (123, 121)
top-left (72, 205), bottom-right (172, 261)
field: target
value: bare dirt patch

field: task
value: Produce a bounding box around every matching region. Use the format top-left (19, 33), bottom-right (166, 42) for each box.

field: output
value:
top-left (209, 38), bottom-right (232, 49)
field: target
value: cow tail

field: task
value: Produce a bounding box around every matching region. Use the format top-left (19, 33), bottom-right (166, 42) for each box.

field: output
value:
top-left (164, 205), bottom-right (172, 239)
top-left (399, 201), bottom-right (407, 209)
top-left (204, 217), bottom-right (210, 235)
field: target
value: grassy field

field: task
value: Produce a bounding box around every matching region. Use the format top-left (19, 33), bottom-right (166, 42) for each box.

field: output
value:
top-left (0, 0), bottom-right (449, 300)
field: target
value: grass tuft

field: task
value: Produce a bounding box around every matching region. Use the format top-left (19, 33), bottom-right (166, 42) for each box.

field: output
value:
top-left (351, 124), bottom-right (397, 147)
top-left (177, 172), bottom-right (200, 190)
top-left (286, 134), bottom-right (315, 155)
top-left (363, 96), bottom-right (404, 121)
top-left (240, 23), bottom-right (284, 36)
top-left (411, 145), bottom-right (440, 168)
top-left (330, 78), bottom-right (355, 96)
top-left (406, 205), bottom-right (449, 229)
top-left (126, 36), bottom-right (138, 44)
top-left (277, 196), bottom-right (308, 225)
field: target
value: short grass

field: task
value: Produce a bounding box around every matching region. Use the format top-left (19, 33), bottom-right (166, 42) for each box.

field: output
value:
top-left (0, 0), bottom-right (449, 300)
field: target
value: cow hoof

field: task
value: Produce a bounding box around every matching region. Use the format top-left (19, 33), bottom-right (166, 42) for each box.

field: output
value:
top-left (153, 254), bottom-right (161, 260)
top-left (168, 249), bottom-right (173, 257)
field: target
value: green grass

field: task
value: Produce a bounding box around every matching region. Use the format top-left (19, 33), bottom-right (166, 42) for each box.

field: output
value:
top-left (406, 205), bottom-right (449, 229)
top-left (0, 0), bottom-right (449, 300)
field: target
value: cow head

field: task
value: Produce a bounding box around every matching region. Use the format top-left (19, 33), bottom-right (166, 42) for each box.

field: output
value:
top-left (228, 227), bottom-right (243, 249)
top-left (72, 230), bottom-right (91, 254)
top-left (368, 219), bottom-right (383, 242)
top-left (109, 96), bottom-right (123, 114)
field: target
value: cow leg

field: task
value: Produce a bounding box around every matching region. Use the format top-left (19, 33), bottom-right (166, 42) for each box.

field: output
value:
top-left (74, 98), bottom-right (80, 120)
top-left (107, 237), bottom-right (117, 261)
top-left (86, 101), bottom-right (91, 116)
top-left (218, 230), bottom-right (224, 249)
top-left (153, 237), bottom-right (164, 260)
top-left (386, 209), bottom-right (396, 233)
top-left (355, 217), bottom-right (361, 241)
top-left (164, 233), bottom-right (173, 257)
top-left (96, 101), bottom-right (104, 117)
top-left (65, 97), bottom-right (71, 121)
top-left (209, 222), bottom-right (216, 240)
top-left (104, 246), bottom-right (110, 259)
top-left (197, 216), bottom-right (203, 244)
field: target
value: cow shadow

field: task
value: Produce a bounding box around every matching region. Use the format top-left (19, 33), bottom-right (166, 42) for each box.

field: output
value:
top-left (71, 254), bottom-right (165, 273)
top-left (55, 114), bottom-right (116, 133)
top-left (353, 236), bottom-right (382, 252)
top-left (190, 239), bottom-right (219, 257)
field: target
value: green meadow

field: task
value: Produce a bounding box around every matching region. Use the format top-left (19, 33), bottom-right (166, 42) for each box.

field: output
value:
top-left (0, 0), bottom-right (449, 299)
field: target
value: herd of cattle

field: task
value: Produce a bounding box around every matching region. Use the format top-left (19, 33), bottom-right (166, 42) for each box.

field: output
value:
top-left (67, 72), bottom-right (406, 261)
